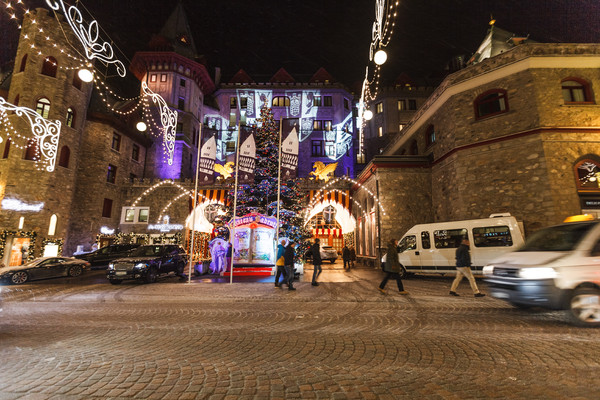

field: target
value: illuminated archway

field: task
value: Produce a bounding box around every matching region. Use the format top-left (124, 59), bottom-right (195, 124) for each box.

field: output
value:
top-left (185, 199), bottom-right (227, 233)
top-left (304, 200), bottom-right (355, 233)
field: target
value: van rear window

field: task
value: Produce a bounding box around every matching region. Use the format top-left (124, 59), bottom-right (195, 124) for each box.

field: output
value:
top-left (434, 229), bottom-right (466, 248)
top-left (472, 226), bottom-right (513, 247)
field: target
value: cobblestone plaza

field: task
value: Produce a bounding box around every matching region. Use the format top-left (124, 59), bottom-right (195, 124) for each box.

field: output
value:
top-left (1, 268), bottom-right (598, 399)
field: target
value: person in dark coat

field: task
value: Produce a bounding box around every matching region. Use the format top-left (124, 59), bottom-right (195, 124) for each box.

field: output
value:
top-left (378, 238), bottom-right (408, 295)
top-left (283, 241), bottom-right (297, 291)
top-left (310, 238), bottom-right (322, 286)
top-left (349, 246), bottom-right (356, 269)
top-left (274, 238), bottom-right (288, 288)
top-left (450, 238), bottom-right (485, 297)
top-left (342, 244), bottom-right (351, 269)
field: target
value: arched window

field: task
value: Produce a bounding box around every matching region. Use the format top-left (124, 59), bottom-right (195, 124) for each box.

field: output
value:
top-left (41, 56), bottom-right (58, 77)
top-left (409, 139), bottom-right (418, 155)
top-left (575, 159), bottom-right (600, 190)
top-left (24, 138), bottom-right (38, 161)
top-left (2, 138), bottom-right (11, 159)
top-left (474, 89), bottom-right (508, 119)
top-left (58, 145), bottom-right (70, 168)
top-left (35, 98), bottom-right (50, 118)
top-left (562, 78), bottom-right (593, 103)
top-left (66, 107), bottom-right (75, 127)
top-left (48, 214), bottom-right (57, 236)
top-left (272, 96), bottom-right (290, 107)
top-left (425, 124), bottom-right (436, 147)
top-left (13, 94), bottom-right (19, 107)
top-left (19, 54), bottom-right (27, 72)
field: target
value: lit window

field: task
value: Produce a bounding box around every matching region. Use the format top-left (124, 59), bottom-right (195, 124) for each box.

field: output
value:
top-left (111, 133), bottom-right (121, 151)
top-left (425, 124), bottom-right (436, 147)
top-left (474, 89), bottom-right (508, 119)
top-left (35, 98), bottom-right (50, 118)
top-left (138, 209), bottom-right (149, 223)
top-left (48, 214), bottom-right (57, 236)
top-left (125, 209), bottom-right (135, 222)
top-left (376, 102), bottom-right (383, 113)
top-left (378, 126), bottom-right (383, 137)
top-left (399, 124), bottom-right (405, 132)
top-left (41, 56), bottom-right (57, 77)
top-left (150, 74), bottom-right (157, 82)
top-left (313, 120), bottom-right (323, 131)
top-left (324, 120), bottom-right (332, 131)
top-left (313, 96), bottom-right (322, 107)
top-left (562, 79), bottom-right (592, 103)
top-left (325, 142), bottom-right (335, 157)
top-left (272, 96), bottom-right (290, 107)
top-left (107, 164), bottom-right (117, 184)
top-left (398, 100), bottom-right (406, 110)
top-left (160, 74), bottom-right (167, 82)
top-left (230, 97), bottom-right (237, 109)
top-left (66, 107), bottom-right (75, 127)
top-left (240, 97), bottom-right (248, 108)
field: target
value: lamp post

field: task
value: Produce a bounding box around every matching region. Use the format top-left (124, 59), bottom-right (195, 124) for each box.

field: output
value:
top-left (187, 124), bottom-right (202, 283)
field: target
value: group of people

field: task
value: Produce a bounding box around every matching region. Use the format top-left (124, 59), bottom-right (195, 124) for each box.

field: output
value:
top-left (276, 236), bottom-right (485, 298)
top-left (378, 236), bottom-right (485, 297)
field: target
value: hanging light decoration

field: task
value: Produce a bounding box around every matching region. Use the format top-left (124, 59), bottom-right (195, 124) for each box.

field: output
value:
top-left (77, 67), bottom-right (93, 82)
top-left (374, 49), bottom-right (388, 65)
top-left (136, 121), bottom-right (147, 132)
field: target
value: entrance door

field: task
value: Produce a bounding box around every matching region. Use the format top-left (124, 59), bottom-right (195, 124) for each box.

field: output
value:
top-left (8, 237), bottom-right (31, 266)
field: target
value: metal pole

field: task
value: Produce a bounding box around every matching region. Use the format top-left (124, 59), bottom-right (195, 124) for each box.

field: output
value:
top-left (187, 124), bottom-right (202, 283)
top-left (230, 122), bottom-right (242, 284)
top-left (276, 117), bottom-right (283, 244)
top-left (375, 170), bottom-right (382, 269)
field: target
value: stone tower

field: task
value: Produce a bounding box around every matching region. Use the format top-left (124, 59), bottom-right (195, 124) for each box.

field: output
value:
top-left (0, 8), bottom-right (93, 261)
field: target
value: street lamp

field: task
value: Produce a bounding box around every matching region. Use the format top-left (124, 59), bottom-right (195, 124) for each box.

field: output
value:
top-left (363, 109), bottom-right (373, 121)
top-left (374, 49), bottom-right (387, 65)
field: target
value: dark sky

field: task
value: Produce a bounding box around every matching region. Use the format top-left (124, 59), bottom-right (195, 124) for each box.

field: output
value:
top-left (6, 1), bottom-right (600, 89)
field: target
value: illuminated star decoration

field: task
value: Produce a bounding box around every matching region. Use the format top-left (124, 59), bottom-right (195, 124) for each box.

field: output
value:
top-left (142, 82), bottom-right (177, 166)
top-left (0, 97), bottom-right (61, 172)
top-left (46, 0), bottom-right (127, 77)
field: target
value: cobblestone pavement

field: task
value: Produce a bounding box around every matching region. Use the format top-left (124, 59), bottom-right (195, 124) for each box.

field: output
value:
top-left (0, 267), bottom-right (598, 400)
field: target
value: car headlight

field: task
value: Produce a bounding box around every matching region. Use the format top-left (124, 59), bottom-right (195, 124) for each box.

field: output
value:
top-left (517, 267), bottom-right (557, 280)
top-left (134, 263), bottom-right (148, 270)
top-left (482, 265), bottom-right (494, 276)
top-left (107, 263), bottom-right (114, 270)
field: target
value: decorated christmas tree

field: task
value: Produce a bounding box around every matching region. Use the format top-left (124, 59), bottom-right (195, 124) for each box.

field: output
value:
top-left (229, 103), bottom-right (311, 250)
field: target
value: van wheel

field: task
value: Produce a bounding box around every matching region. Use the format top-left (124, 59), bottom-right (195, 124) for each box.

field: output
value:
top-left (568, 287), bottom-right (600, 327)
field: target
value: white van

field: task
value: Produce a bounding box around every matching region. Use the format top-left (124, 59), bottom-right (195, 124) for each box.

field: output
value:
top-left (484, 220), bottom-right (600, 327)
top-left (384, 214), bottom-right (524, 277)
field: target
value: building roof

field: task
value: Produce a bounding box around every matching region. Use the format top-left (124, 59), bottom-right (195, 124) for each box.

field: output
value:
top-left (468, 24), bottom-right (533, 65)
top-left (309, 67), bottom-right (334, 84)
top-left (150, 1), bottom-right (199, 60)
top-left (229, 69), bottom-right (255, 84)
top-left (270, 68), bottom-right (295, 83)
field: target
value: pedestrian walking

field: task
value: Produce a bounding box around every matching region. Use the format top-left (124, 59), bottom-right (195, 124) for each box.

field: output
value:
top-left (274, 238), bottom-right (288, 288)
top-left (283, 240), bottom-right (297, 291)
top-left (450, 238), bottom-right (485, 297)
top-left (378, 238), bottom-right (409, 295)
top-left (342, 244), bottom-right (351, 269)
top-left (349, 245), bottom-right (356, 269)
top-left (310, 238), bottom-right (322, 286)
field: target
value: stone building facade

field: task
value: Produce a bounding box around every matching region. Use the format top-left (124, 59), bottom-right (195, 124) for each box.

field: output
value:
top-left (354, 38), bottom-right (600, 262)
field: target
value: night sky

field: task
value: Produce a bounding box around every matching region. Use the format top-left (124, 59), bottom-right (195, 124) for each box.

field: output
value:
top-left (4, 1), bottom-right (600, 89)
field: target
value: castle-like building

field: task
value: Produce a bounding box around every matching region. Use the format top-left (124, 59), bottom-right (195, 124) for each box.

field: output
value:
top-left (0, 4), bottom-right (355, 265)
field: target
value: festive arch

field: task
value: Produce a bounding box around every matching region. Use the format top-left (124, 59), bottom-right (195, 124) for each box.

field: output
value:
top-left (131, 179), bottom-right (192, 207)
top-left (185, 199), bottom-right (227, 234)
top-left (303, 200), bottom-right (356, 234)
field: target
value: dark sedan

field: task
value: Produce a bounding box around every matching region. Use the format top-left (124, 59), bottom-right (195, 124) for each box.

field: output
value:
top-left (74, 244), bottom-right (140, 268)
top-left (107, 244), bottom-right (187, 284)
top-left (0, 257), bottom-right (90, 285)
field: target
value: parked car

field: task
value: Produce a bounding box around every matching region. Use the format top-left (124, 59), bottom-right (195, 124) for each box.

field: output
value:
top-left (107, 244), bottom-right (188, 284)
top-left (382, 214), bottom-right (525, 277)
top-left (484, 220), bottom-right (600, 327)
top-left (304, 245), bottom-right (338, 264)
top-left (74, 243), bottom-right (140, 268)
top-left (0, 257), bottom-right (90, 285)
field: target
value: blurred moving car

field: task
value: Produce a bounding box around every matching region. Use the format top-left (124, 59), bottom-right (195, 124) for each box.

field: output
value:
top-left (74, 244), bottom-right (140, 268)
top-left (0, 257), bottom-right (90, 285)
top-left (107, 244), bottom-right (188, 284)
top-left (484, 220), bottom-right (600, 327)
top-left (304, 245), bottom-right (338, 264)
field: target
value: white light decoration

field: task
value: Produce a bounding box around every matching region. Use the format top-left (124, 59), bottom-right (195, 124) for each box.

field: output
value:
top-left (1, 198), bottom-right (44, 212)
top-left (18, 216), bottom-right (25, 230)
top-left (46, 0), bottom-right (127, 77)
top-left (142, 82), bottom-right (177, 166)
top-left (0, 97), bottom-right (61, 172)
top-left (77, 68), bottom-right (93, 82)
top-left (147, 223), bottom-right (184, 232)
top-left (363, 109), bottom-right (373, 120)
top-left (100, 226), bottom-right (115, 235)
top-left (136, 121), bottom-right (147, 132)
top-left (374, 49), bottom-right (387, 65)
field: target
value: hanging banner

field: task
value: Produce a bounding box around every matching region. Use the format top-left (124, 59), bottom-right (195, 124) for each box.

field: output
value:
top-left (281, 119), bottom-right (299, 179)
top-left (238, 126), bottom-right (256, 184)
top-left (198, 136), bottom-right (216, 185)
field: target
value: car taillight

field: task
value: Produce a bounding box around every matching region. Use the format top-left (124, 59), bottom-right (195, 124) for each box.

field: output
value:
top-left (85, 262), bottom-right (91, 268)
